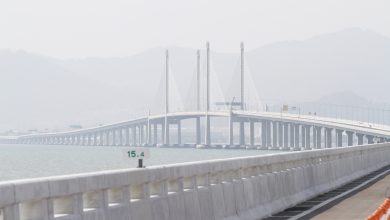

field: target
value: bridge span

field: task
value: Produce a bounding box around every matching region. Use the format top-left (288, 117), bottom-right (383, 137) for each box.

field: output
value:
top-left (2, 110), bottom-right (390, 150)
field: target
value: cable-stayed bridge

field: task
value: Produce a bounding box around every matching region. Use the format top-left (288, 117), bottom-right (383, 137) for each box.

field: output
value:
top-left (1, 43), bottom-right (390, 220)
top-left (1, 42), bottom-right (390, 149)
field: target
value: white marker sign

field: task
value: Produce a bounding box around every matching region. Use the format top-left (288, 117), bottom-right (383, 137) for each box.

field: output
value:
top-left (125, 148), bottom-right (150, 159)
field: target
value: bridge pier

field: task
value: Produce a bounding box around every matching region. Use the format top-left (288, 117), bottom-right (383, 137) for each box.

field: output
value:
top-left (196, 117), bottom-right (201, 145)
top-left (93, 132), bottom-right (98, 146)
top-left (357, 133), bottom-right (364, 145)
top-left (140, 124), bottom-right (144, 145)
top-left (266, 121), bottom-right (272, 149)
top-left (89, 133), bottom-right (93, 146)
top-left (261, 120), bottom-right (267, 149)
top-left (289, 123), bottom-right (295, 149)
top-left (147, 119), bottom-right (151, 146)
top-left (366, 135), bottom-right (374, 144)
top-left (270, 121), bottom-right (279, 150)
top-left (132, 126), bottom-right (136, 146)
top-left (325, 128), bottom-right (333, 148)
top-left (316, 127), bottom-right (322, 148)
top-left (239, 121), bottom-right (245, 147)
top-left (336, 129), bottom-right (343, 147)
top-left (294, 124), bottom-right (300, 151)
top-left (205, 115), bottom-right (211, 146)
top-left (104, 131), bottom-right (109, 146)
top-left (161, 121), bottom-right (165, 146)
top-left (177, 121), bottom-right (182, 145)
top-left (153, 123), bottom-right (158, 146)
top-left (272, 121), bottom-right (278, 150)
top-left (249, 120), bottom-right (255, 146)
top-left (346, 131), bottom-right (354, 146)
top-left (278, 122), bottom-right (283, 149)
top-left (305, 126), bottom-right (311, 150)
top-left (124, 128), bottom-right (129, 146)
top-left (118, 128), bottom-right (123, 146)
top-left (164, 122), bottom-right (170, 146)
top-left (99, 131), bottom-right (104, 146)
top-left (113, 129), bottom-right (117, 146)
top-left (301, 125), bottom-right (306, 149)
top-left (282, 123), bottom-right (289, 150)
top-left (228, 114), bottom-right (234, 147)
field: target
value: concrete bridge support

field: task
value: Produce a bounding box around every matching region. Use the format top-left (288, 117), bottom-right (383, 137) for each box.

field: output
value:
top-left (366, 135), bottom-right (374, 144)
top-left (346, 131), bottom-right (354, 146)
top-left (105, 132), bottom-right (109, 146)
top-left (261, 121), bottom-right (267, 149)
top-left (239, 121), bottom-right (245, 146)
top-left (147, 121), bottom-right (151, 146)
top-left (140, 124), bottom-right (145, 145)
top-left (125, 128), bottom-right (130, 146)
top-left (315, 126), bottom-right (322, 149)
top-left (272, 121), bottom-right (278, 150)
top-left (266, 121), bottom-right (272, 148)
top-left (336, 129), bottom-right (343, 147)
top-left (164, 122), bottom-right (170, 146)
top-left (99, 132), bottom-right (103, 146)
top-left (249, 120), bottom-right (255, 146)
top-left (177, 121), bottom-right (182, 145)
top-left (153, 123), bottom-right (158, 145)
top-left (301, 125), bottom-right (306, 149)
top-left (132, 126), bottom-right (137, 146)
top-left (305, 126), bottom-right (311, 150)
top-left (294, 124), bottom-right (300, 151)
top-left (357, 133), bottom-right (364, 145)
top-left (205, 115), bottom-right (211, 146)
top-left (325, 128), bottom-right (333, 148)
top-left (283, 123), bottom-right (289, 150)
top-left (290, 123), bottom-right (295, 149)
top-left (229, 115), bottom-right (234, 146)
top-left (196, 117), bottom-right (201, 145)
top-left (118, 128), bottom-right (123, 146)
top-left (113, 129), bottom-right (118, 146)
top-left (278, 122), bottom-right (283, 149)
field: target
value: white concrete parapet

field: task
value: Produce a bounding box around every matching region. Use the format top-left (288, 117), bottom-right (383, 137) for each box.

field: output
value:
top-left (1, 143), bottom-right (390, 220)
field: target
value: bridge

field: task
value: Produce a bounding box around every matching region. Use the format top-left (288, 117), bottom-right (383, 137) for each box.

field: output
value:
top-left (2, 42), bottom-right (390, 149)
top-left (3, 110), bottom-right (390, 151)
top-left (1, 43), bottom-right (390, 220)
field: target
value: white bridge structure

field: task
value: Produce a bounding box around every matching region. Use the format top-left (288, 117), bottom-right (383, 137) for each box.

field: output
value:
top-left (2, 42), bottom-right (390, 149)
top-left (1, 43), bottom-right (390, 220)
top-left (3, 110), bottom-right (390, 151)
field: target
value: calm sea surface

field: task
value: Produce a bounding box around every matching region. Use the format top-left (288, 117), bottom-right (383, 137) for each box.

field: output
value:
top-left (0, 144), bottom-right (282, 182)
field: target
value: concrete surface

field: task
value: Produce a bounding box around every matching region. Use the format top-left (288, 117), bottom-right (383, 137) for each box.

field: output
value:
top-left (312, 174), bottom-right (390, 220)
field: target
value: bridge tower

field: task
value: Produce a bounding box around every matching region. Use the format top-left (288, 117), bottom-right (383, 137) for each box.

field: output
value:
top-left (164, 50), bottom-right (170, 146)
top-left (240, 42), bottom-right (245, 110)
top-left (205, 42), bottom-right (211, 146)
top-left (196, 50), bottom-right (201, 144)
top-left (239, 42), bottom-right (245, 146)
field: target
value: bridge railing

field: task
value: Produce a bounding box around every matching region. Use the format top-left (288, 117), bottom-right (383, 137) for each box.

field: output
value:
top-left (1, 143), bottom-right (389, 220)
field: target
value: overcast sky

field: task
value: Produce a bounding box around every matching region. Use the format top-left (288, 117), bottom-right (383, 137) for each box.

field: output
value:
top-left (1, 0), bottom-right (389, 59)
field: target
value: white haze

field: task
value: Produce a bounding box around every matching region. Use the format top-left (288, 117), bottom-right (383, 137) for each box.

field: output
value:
top-left (0, 1), bottom-right (390, 132)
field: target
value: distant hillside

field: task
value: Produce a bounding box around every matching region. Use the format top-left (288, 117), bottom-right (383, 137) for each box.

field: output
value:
top-left (1, 28), bottom-right (390, 131)
top-left (0, 51), bottom-right (147, 131)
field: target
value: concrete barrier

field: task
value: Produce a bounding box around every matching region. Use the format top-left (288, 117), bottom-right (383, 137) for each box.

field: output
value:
top-left (1, 143), bottom-right (389, 220)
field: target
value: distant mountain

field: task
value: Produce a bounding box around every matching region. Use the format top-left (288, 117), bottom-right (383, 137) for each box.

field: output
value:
top-left (0, 51), bottom-right (147, 131)
top-left (1, 28), bottom-right (390, 131)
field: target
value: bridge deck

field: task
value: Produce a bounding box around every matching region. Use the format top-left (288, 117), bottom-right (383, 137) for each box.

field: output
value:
top-left (312, 174), bottom-right (390, 219)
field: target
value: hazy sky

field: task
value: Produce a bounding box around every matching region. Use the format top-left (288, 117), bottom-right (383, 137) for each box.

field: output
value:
top-left (1, 0), bottom-right (389, 59)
